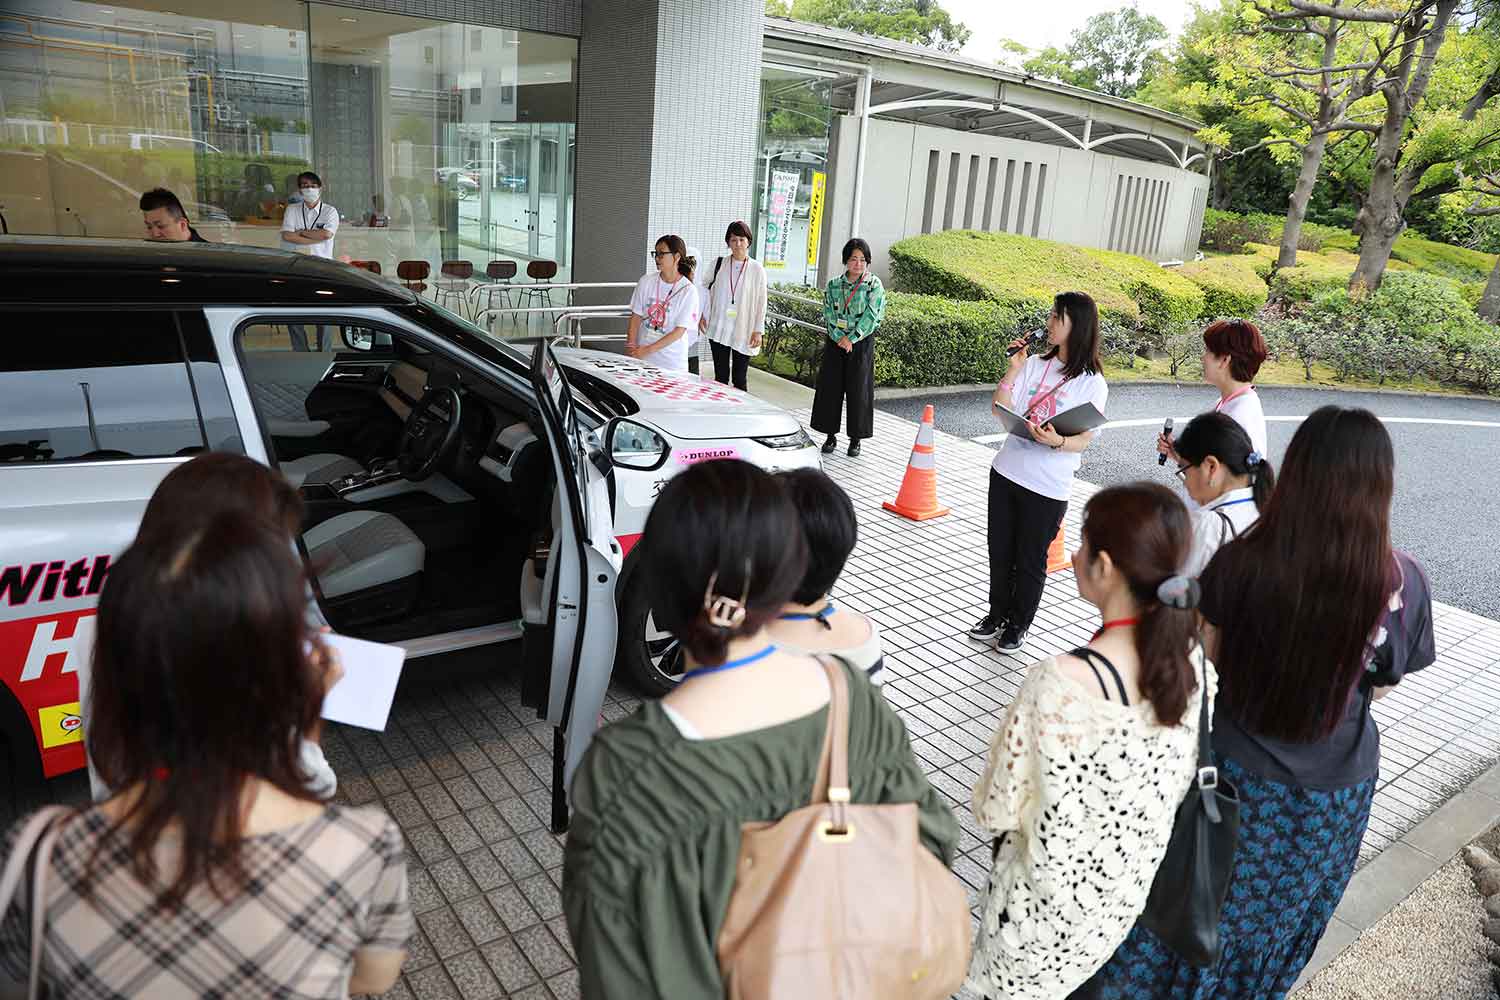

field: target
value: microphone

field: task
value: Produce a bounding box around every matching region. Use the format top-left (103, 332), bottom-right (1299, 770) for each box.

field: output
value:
top-left (1157, 417), bottom-right (1174, 466)
top-left (1006, 328), bottom-right (1045, 358)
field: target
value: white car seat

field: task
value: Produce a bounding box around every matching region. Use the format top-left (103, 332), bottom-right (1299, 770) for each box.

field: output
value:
top-left (305, 510), bottom-right (425, 623)
top-left (282, 453), bottom-right (366, 488)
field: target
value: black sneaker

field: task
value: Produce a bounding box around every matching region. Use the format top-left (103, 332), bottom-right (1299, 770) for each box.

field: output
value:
top-left (847, 440), bottom-right (862, 457)
top-left (821, 434), bottom-right (838, 454)
top-left (968, 615), bottom-right (1002, 641)
top-left (997, 626), bottom-right (1027, 655)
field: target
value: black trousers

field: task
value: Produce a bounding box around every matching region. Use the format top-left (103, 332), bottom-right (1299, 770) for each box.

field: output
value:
top-left (709, 340), bottom-right (750, 391)
top-left (811, 336), bottom-right (874, 440)
top-left (987, 468), bottom-right (1067, 634)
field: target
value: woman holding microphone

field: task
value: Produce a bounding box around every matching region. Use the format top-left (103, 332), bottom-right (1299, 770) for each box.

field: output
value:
top-left (970, 292), bottom-right (1107, 654)
top-left (1159, 317), bottom-right (1269, 464)
top-left (812, 238), bottom-right (885, 457)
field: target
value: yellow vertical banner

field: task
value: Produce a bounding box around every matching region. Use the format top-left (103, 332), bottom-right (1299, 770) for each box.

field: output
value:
top-left (806, 172), bottom-right (827, 269)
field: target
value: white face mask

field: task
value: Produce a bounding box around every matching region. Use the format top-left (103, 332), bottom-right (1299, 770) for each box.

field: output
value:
top-left (301, 187), bottom-right (320, 203)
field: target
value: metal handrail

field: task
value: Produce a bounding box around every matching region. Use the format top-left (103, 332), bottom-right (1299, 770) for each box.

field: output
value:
top-left (474, 302), bottom-right (628, 325)
top-left (552, 309), bottom-right (637, 348)
top-left (769, 287), bottom-right (823, 309)
top-left (766, 310), bottom-right (825, 334)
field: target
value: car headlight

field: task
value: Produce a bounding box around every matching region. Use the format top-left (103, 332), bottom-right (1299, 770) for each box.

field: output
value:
top-left (752, 428), bottom-right (815, 450)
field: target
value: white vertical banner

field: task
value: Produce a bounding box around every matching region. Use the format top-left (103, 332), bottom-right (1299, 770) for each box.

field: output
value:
top-left (764, 170), bottom-right (800, 268)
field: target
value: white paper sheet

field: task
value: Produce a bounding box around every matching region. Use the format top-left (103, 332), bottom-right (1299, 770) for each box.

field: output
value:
top-left (319, 633), bottom-right (407, 731)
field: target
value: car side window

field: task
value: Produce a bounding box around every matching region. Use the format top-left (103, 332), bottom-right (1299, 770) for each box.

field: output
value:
top-left (0, 310), bottom-right (245, 464)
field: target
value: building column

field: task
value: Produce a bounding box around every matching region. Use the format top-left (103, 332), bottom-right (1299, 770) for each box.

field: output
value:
top-left (574, 0), bottom-right (764, 309)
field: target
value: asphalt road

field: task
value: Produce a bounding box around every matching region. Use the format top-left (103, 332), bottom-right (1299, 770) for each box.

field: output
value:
top-left (878, 383), bottom-right (1500, 619)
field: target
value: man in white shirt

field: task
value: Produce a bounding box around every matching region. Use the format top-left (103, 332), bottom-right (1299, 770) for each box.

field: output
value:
top-left (280, 171), bottom-right (341, 350)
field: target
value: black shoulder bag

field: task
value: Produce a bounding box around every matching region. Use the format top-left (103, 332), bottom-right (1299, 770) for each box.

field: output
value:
top-left (1137, 642), bottom-right (1241, 967)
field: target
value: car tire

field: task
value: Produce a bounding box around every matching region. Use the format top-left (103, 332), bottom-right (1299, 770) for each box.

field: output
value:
top-left (617, 572), bottom-right (685, 697)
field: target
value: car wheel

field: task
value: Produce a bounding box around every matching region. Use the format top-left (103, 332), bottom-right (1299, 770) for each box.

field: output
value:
top-left (618, 581), bottom-right (685, 696)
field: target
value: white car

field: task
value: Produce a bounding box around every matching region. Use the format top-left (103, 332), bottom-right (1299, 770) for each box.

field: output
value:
top-left (0, 237), bottom-right (819, 829)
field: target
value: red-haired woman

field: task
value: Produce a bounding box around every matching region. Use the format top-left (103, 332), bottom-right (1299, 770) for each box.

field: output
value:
top-left (1159, 318), bottom-right (1269, 463)
top-left (969, 483), bottom-right (1210, 1000)
top-left (1096, 406), bottom-right (1436, 997)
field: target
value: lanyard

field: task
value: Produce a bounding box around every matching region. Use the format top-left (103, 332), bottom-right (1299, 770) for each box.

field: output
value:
top-left (682, 644), bottom-right (777, 680)
top-left (779, 600), bottom-right (836, 630)
top-left (840, 274), bottom-right (864, 312)
top-left (1024, 359), bottom-right (1072, 422)
top-left (1090, 616), bottom-right (1139, 641)
top-left (300, 201), bottom-right (324, 231)
top-left (728, 258), bottom-right (746, 304)
top-left (1215, 385), bottom-right (1254, 412)
top-left (1211, 497), bottom-right (1255, 510)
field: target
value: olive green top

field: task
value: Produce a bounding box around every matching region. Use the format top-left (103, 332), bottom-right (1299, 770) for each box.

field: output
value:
top-left (562, 661), bottom-right (959, 999)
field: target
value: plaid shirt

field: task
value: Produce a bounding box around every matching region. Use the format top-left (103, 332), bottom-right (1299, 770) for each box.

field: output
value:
top-left (0, 804), bottom-right (410, 998)
top-left (822, 272), bottom-right (886, 345)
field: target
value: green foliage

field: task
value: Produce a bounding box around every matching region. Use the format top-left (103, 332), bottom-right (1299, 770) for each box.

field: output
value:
top-left (762, 286), bottom-right (1026, 388)
top-left (1007, 6), bottom-right (1169, 99)
top-left (1322, 231), bottom-right (1497, 284)
top-left (1177, 256), bottom-right (1269, 317)
top-left (887, 230), bottom-right (1205, 339)
top-left (1199, 208), bottom-right (1343, 254)
top-left (767, 0), bottom-right (971, 52)
top-left (1264, 272), bottom-right (1500, 388)
top-left (1161, 324), bottom-right (1204, 380)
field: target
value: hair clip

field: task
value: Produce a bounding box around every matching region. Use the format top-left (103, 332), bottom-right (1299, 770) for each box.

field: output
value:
top-left (1246, 450), bottom-right (1262, 467)
top-left (703, 561), bottom-right (752, 630)
top-left (1157, 575), bottom-right (1201, 611)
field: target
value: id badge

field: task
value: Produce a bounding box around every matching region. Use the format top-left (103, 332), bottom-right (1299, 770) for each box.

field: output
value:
top-left (836, 318), bottom-right (849, 330)
top-left (726, 306), bottom-right (738, 319)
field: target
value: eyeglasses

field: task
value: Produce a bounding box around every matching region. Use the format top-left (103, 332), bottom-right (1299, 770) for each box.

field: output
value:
top-left (651, 250), bottom-right (674, 258)
top-left (1175, 462), bottom-right (1197, 481)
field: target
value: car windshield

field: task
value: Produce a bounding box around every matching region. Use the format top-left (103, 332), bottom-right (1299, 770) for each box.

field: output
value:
top-left (421, 295), bottom-right (531, 364)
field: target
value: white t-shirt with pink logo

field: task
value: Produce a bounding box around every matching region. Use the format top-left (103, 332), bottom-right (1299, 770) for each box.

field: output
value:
top-left (630, 272), bottom-right (700, 372)
top-left (992, 354), bottom-right (1109, 501)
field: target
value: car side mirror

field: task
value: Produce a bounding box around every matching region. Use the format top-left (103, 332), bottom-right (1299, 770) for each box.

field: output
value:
top-left (342, 328), bottom-right (374, 351)
top-left (607, 418), bottom-right (668, 472)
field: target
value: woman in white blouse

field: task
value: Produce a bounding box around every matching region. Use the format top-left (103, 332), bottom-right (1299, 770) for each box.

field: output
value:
top-left (697, 220), bottom-right (768, 391)
top-left (1159, 318), bottom-right (1269, 463)
top-left (1173, 411), bottom-right (1275, 576)
top-left (626, 234), bottom-right (700, 371)
top-left (969, 482), bottom-right (1213, 1000)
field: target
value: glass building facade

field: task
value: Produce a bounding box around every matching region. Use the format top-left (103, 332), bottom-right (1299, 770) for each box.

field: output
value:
top-left (0, 1), bottom-right (578, 279)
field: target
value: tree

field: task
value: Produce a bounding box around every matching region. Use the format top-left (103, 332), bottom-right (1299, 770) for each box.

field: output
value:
top-left (1003, 5), bottom-right (1170, 98)
top-left (1347, 0), bottom-right (1463, 290)
top-left (1234, 1), bottom-right (1410, 271)
top-left (767, 0), bottom-right (971, 52)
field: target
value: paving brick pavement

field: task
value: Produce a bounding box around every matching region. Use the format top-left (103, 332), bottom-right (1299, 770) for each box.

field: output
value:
top-left (8, 403), bottom-right (1500, 998)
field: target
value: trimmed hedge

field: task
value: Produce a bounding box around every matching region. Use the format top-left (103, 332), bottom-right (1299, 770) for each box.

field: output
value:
top-left (1322, 231), bottom-right (1497, 284)
top-left (762, 287), bottom-right (1027, 389)
top-left (1200, 208), bottom-right (1344, 254)
top-left (1176, 256), bottom-right (1268, 317)
top-left (888, 230), bottom-right (1204, 338)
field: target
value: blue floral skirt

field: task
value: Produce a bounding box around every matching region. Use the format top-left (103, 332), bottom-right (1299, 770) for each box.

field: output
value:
top-left (1091, 755), bottom-right (1375, 1000)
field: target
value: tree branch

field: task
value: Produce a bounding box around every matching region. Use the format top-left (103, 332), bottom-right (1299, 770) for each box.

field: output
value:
top-left (1285, 0), bottom-right (1411, 23)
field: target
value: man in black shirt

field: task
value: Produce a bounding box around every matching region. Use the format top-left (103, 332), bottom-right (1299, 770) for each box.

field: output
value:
top-left (140, 187), bottom-right (208, 243)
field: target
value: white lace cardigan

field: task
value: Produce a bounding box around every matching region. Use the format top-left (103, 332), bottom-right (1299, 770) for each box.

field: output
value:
top-left (967, 650), bottom-right (1216, 999)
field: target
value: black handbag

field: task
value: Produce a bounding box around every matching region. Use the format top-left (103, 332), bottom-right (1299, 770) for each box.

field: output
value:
top-left (1137, 653), bottom-right (1240, 968)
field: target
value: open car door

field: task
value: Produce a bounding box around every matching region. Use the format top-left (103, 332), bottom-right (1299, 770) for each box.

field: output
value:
top-left (526, 339), bottom-right (620, 832)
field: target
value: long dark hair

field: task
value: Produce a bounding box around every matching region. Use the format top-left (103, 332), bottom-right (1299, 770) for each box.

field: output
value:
top-left (1210, 406), bottom-right (1395, 741)
top-left (640, 460), bottom-right (806, 665)
top-left (136, 452), bottom-right (302, 543)
top-left (1173, 412), bottom-right (1275, 509)
top-left (656, 234), bottom-right (696, 281)
top-left (1079, 483), bottom-right (1197, 724)
top-left (1044, 291), bottom-right (1103, 379)
top-left (88, 513), bottom-right (329, 908)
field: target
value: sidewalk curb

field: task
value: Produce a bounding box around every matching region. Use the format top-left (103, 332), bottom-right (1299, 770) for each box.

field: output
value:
top-left (1292, 760), bottom-right (1500, 992)
top-left (876, 380), bottom-right (1500, 405)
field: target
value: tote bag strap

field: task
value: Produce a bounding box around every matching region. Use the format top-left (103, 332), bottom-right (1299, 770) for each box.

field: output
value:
top-left (806, 657), bottom-right (853, 832)
top-left (0, 805), bottom-right (69, 1000)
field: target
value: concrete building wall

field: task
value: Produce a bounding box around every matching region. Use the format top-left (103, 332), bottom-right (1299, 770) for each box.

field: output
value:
top-left (825, 116), bottom-right (1211, 286)
top-left (574, 0), bottom-right (763, 304)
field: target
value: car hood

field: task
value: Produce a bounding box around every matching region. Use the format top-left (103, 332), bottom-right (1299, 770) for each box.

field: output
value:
top-left (557, 348), bottom-right (804, 440)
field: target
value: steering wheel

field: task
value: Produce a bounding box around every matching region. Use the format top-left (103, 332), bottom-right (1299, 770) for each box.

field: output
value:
top-left (397, 386), bottom-right (463, 481)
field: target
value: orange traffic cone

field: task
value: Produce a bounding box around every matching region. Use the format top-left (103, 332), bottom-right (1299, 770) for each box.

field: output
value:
top-left (1046, 525), bottom-right (1069, 574)
top-left (883, 404), bottom-right (950, 521)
